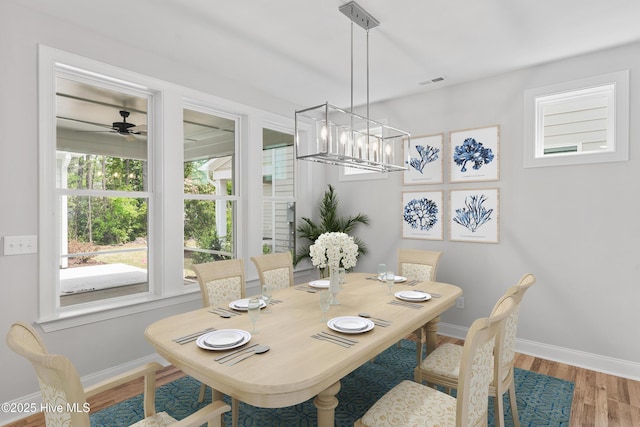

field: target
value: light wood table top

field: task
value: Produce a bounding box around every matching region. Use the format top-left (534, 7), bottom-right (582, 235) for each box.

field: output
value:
top-left (145, 272), bottom-right (462, 426)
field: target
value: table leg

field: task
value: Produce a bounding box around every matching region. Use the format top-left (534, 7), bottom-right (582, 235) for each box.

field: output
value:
top-left (424, 315), bottom-right (440, 355)
top-left (314, 381), bottom-right (341, 427)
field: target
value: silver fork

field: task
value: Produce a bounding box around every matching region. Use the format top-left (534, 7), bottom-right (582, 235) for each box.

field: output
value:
top-left (311, 335), bottom-right (352, 347)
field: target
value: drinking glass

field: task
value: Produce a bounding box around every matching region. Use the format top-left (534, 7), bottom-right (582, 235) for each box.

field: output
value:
top-left (319, 290), bottom-right (331, 321)
top-left (247, 298), bottom-right (261, 334)
top-left (262, 284), bottom-right (273, 312)
top-left (378, 264), bottom-right (386, 281)
top-left (386, 271), bottom-right (395, 295)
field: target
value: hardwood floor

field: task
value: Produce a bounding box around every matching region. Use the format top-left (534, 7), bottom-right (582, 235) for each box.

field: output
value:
top-left (6, 335), bottom-right (640, 427)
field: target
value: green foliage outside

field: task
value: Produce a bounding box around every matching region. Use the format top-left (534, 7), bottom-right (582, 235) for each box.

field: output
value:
top-left (66, 155), bottom-right (147, 246)
top-left (294, 184), bottom-right (370, 267)
top-left (66, 155), bottom-right (233, 263)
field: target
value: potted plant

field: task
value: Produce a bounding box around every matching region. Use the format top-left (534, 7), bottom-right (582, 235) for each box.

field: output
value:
top-left (294, 185), bottom-right (369, 269)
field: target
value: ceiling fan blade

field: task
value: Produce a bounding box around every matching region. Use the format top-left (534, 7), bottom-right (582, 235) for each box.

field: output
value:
top-left (128, 124), bottom-right (147, 132)
top-left (124, 134), bottom-right (137, 142)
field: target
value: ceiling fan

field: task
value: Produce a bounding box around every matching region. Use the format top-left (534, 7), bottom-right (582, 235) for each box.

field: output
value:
top-left (71, 110), bottom-right (147, 142)
top-left (103, 110), bottom-right (146, 142)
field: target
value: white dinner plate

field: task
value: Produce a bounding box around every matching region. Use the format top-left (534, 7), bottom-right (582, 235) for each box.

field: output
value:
top-left (395, 290), bottom-right (431, 302)
top-left (378, 275), bottom-right (407, 283)
top-left (196, 329), bottom-right (251, 351)
top-left (327, 316), bottom-right (375, 334)
top-left (229, 298), bottom-right (267, 311)
top-left (308, 279), bottom-right (330, 289)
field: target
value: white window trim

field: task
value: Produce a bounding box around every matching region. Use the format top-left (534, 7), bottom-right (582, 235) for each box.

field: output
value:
top-left (523, 70), bottom-right (629, 168)
top-left (38, 46), bottom-right (301, 331)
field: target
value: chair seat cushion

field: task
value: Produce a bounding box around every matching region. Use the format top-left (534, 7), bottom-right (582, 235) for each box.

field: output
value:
top-left (360, 380), bottom-right (456, 427)
top-left (420, 343), bottom-right (463, 380)
top-left (129, 411), bottom-right (176, 427)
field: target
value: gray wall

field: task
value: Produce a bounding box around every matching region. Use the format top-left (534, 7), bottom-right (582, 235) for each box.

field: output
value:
top-left (329, 41), bottom-right (640, 373)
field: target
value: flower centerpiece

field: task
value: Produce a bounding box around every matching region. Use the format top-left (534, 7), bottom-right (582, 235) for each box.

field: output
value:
top-left (309, 232), bottom-right (358, 304)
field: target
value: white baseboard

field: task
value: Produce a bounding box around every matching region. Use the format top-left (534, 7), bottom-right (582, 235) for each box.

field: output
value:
top-left (0, 353), bottom-right (169, 426)
top-left (438, 322), bottom-right (640, 381)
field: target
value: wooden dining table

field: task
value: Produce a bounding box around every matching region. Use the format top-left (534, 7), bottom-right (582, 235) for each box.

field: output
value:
top-left (145, 272), bottom-right (462, 426)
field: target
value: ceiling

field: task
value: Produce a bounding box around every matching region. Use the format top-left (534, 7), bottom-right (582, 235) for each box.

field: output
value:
top-left (17, 0), bottom-right (640, 110)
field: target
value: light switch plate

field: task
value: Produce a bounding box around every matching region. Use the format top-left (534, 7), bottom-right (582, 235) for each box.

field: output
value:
top-left (3, 235), bottom-right (38, 255)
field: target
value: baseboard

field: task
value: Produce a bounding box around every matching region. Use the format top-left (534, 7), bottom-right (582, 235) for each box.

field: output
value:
top-left (0, 353), bottom-right (169, 426)
top-left (438, 322), bottom-right (640, 381)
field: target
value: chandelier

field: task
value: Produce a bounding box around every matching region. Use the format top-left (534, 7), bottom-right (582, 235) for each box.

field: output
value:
top-left (295, 1), bottom-right (410, 173)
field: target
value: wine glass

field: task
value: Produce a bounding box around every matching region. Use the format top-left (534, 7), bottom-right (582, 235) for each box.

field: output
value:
top-left (386, 271), bottom-right (395, 295)
top-left (378, 264), bottom-right (386, 281)
top-left (319, 290), bottom-right (331, 321)
top-left (262, 284), bottom-right (273, 312)
top-left (247, 298), bottom-right (261, 334)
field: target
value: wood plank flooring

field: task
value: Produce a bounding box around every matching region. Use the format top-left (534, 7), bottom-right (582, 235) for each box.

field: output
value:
top-left (6, 335), bottom-right (639, 427)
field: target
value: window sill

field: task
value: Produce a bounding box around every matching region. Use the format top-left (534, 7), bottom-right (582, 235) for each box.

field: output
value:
top-left (38, 289), bottom-right (201, 333)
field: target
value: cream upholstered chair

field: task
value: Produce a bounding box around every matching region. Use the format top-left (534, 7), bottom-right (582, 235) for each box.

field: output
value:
top-left (355, 301), bottom-right (514, 427)
top-left (192, 259), bottom-right (245, 425)
top-left (193, 258), bottom-right (246, 308)
top-left (397, 249), bottom-right (443, 358)
top-left (414, 273), bottom-right (536, 427)
top-left (6, 321), bottom-right (230, 427)
top-left (250, 251), bottom-right (294, 290)
top-left (398, 248), bottom-right (442, 282)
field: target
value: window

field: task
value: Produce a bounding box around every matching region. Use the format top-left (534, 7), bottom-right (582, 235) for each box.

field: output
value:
top-left (524, 70), bottom-right (629, 167)
top-left (55, 71), bottom-right (152, 308)
top-left (183, 107), bottom-right (238, 280)
top-left (39, 47), bottom-right (306, 329)
top-left (262, 128), bottom-right (295, 255)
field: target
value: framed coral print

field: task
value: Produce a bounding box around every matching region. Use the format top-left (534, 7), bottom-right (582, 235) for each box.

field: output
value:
top-left (403, 133), bottom-right (444, 185)
top-left (449, 125), bottom-right (500, 183)
top-left (449, 188), bottom-right (499, 243)
top-left (402, 190), bottom-right (444, 240)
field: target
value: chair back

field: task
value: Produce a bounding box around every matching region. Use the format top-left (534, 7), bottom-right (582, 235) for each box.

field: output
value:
top-left (456, 299), bottom-right (516, 427)
top-left (490, 273), bottom-right (536, 384)
top-left (193, 259), bottom-right (246, 307)
top-left (250, 252), bottom-right (294, 289)
top-left (6, 321), bottom-right (91, 427)
top-left (397, 249), bottom-right (442, 281)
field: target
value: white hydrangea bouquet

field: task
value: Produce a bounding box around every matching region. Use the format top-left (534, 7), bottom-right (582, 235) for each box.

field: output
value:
top-left (309, 232), bottom-right (359, 271)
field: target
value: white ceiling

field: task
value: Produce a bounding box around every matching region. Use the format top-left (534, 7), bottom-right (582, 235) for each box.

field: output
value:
top-left (17, 0), bottom-right (640, 110)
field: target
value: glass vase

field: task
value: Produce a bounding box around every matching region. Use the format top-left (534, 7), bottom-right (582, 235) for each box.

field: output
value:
top-left (329, 266), bottom-right (340, 305)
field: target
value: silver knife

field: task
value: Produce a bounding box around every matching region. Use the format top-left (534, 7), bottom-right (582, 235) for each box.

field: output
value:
top-left (214, 343), bottom-right (259, 362)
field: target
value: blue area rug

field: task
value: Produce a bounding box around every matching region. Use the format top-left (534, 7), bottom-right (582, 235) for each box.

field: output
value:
top-left (91, 340), bottom-right (573, 426)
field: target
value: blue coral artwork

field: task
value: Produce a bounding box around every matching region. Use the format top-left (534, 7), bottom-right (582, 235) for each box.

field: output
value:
top-left (403, 134), bottom-right (444, 185)
top-left (402, 191), bottom-right (444, 240)
top-left (449, 189), bottom-right (499, 243)
top-left (449, 125), bottom-right (500, 183)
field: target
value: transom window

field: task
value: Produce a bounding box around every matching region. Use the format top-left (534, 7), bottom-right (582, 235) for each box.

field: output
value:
top-left (524, 70), bottom-right (629, 168)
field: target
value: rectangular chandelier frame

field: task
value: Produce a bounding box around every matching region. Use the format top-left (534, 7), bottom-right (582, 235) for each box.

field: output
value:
top-left (295, 102), bottom-right (410, 173)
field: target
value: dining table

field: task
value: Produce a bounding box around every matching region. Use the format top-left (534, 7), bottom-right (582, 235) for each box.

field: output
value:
top-left (145, 272), bottom-right (462, 426)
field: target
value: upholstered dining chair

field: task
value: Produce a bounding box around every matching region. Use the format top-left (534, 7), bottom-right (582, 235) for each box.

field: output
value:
top-left (192, 259), bottom-right (245, 425)
top-left (6, 321), bottom-right (230, 427)
top-left (355, 300), bottom-right (515, 427)
top-left (397, 248), bottom-right (443, 359)
top-left (250, 251), bottom-right (294, 290)
top-left (414, 273), bottom-right (536, 427)
top-left (397, 248), bottom-right (442, 282)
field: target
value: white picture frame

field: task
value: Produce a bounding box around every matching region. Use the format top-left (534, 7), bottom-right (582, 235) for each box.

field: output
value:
top-left (402, 190), bottom-right (444, 240)
top-left (449, 125), bottom-right (500, 183)
top-left (449, 188), bottom-right (499, 243)
top-left (403, 133), bottom-right (444, 185)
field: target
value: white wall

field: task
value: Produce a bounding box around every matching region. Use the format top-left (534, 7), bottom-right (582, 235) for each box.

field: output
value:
top-left (329, 41), bottom-right (640, 376)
